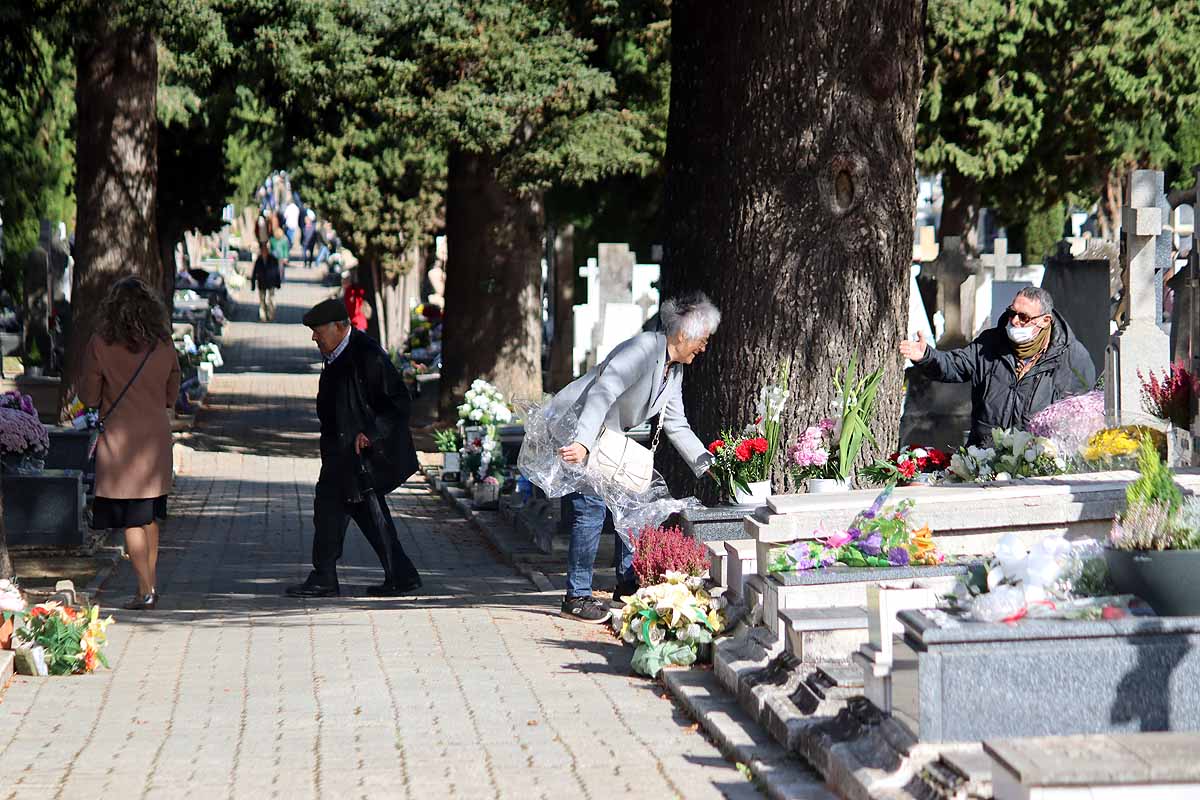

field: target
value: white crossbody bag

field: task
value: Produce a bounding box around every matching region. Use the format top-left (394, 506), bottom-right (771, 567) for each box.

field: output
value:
top-left (587, 419), bottom-right (663, 495)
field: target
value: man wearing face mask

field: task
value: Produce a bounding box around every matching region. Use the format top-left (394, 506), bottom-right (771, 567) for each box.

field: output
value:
top-left (898, 286), bottom-right (1095, 446)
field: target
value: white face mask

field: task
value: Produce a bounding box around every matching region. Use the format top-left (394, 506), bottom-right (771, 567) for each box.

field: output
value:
top-left (1006, 323), bottom-right (1038, 344)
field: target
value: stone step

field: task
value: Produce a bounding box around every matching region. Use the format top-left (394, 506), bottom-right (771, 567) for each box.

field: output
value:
top-left (779, 605), bottom-right (869, 664)
top-left (986, 732), bottom-right (1200, 799)
top-left (661, 664), bottom-right (839, 800)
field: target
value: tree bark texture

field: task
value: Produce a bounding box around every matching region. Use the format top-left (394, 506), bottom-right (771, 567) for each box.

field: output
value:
top-left (549, 223), bottom-right (576, 391)
top-left (661, 0), bottom-right (924, 493)
top-left (67, 27), bottom-right (161, 402)
top-left (0, 492), bottom-right (11, 580)
top-left (440, 148), bottom-right (544, 418)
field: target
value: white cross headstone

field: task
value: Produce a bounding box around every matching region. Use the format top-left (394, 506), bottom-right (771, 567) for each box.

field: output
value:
top-left (979, 237), bottom-right (1022, 282)
top-left (1106, 169), bottom-right (1171, 426)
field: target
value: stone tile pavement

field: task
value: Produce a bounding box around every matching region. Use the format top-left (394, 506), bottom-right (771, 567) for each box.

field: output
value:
top-left (0, 268), bottom-right (788, 799)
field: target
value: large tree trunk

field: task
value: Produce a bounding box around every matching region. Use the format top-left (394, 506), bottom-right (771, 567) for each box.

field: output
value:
top-left (548, 223), bottom-right (576, 391)
top-left (67, 27), bottom-right (161, 404)
top-left (439, 148), bottom-right (544, 418)
top-left (661, 0), bottom-right (924, 494)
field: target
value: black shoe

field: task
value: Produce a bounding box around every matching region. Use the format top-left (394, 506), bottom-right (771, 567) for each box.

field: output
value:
top-left (366, 578), bottom-right (422, 597)
top-left (285, 580), bottom-right (340, 598)
top-left (614, 581), bottom-right (640, 601)
top-left (561, 596), bottom-right (610, 624)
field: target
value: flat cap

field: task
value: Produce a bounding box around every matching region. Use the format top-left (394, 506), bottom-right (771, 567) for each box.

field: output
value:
top-left (302, 298), bottom-right (350, 328)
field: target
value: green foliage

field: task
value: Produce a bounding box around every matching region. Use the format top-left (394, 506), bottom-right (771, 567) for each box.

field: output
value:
top-left (919, 0), bottom-right (1200, 223)
top-left (630, 639), bottom-right (696, 678)
top-left (1126, 436), bottom-right (1183, 516)
top-left (433, 428), bottom-right (461, 453)
top-left (0, 30), bottom-right (75, 291)
top-left (834, 355), bottom-right (884, 481)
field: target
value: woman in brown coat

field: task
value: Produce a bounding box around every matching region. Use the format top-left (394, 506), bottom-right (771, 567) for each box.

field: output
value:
top-left (80, 277), bottom-right (181, 610)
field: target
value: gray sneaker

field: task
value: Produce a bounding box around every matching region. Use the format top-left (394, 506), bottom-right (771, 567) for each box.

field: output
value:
top-left (561, 595), bottom-right (610, 624)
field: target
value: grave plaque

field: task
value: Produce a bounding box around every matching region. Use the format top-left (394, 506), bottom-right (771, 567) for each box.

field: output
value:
top-left (1041, 239), bottom-right (1117, 376)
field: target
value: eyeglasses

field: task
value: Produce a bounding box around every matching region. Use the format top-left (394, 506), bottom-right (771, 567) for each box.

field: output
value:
top-left (1007, 307), bottom-right (1048, 325)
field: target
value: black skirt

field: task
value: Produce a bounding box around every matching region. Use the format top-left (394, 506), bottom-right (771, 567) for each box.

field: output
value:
top-left (91, 495), bottom-right (168, 530)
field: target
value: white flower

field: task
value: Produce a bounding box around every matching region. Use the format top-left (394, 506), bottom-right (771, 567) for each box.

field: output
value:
top-left (911, 448), bottom-right (927, 459)
top-left (465, 389), bottom-right (478, 402)
top-left (986, 565), bottom-right (1006, 591)
top-left (469, 409), bottom-right (483, 421)
top-left (471, 379), bottom-right (488, 391)
top-left (646, 624), bottom-right (666, 646)
top-left (995, 471), bottom-right (1012, 482)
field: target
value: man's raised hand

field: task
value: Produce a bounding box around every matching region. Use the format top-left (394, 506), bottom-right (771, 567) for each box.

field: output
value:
top-left (899, 331), bottom-right (928, 362)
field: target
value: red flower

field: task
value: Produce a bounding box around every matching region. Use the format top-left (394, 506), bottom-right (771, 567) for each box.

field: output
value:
top-left (750, 437), bottom-right (769, 454)
top-left (735, 441), bottom-right (753, 462)
top-left (29, 606), bottom-right (50, 619)
top-left (708, 439), bottom-right (725, 454)
top-left (898, 459), bottom-right (918, 479)
top-left (927, 448), bottom-right (950, 468)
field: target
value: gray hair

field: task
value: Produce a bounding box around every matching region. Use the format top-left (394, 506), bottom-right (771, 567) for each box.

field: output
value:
top-left (660, 291), bottom-right (721, 340)
top-left (1016, 286), bottom-right (1054, 316)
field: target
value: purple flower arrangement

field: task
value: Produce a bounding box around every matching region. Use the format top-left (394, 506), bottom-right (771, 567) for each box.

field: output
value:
top-left (1026, 390), bottom-right (1105, 457)
top-left (767, 486), bottom-right (943, 572)
top-left (0, 407), bottom-right (48, 457)
top-left (0, 391), bottom-right (38, 419)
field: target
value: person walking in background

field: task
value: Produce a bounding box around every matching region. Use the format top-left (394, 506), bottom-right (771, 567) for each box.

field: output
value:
top-left (341, 269), bottom-right (370, 331)
top-left (284, 196), bottom-right (301, 251)
top-left (80, 277), bottom-right (181, 611)
top-left (269, 222), bottom-right (290, 283)
top-left (251, 245), bottom-right (282, 322)
top-left (286, 299), bottom-right (422, 598)
top-left (302, 211), bottom-right (317, 269)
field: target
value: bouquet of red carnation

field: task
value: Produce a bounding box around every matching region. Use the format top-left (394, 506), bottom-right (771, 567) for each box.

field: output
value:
top-left (1139, 361), bottom-right (1198, 429)
top-left (860, 445), bottom-right (951, 486)
top-left (708, 429), bottom-right (770, 501)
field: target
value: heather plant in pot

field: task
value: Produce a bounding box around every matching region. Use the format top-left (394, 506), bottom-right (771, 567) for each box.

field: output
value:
top-left (1106, 436), bottom-right (1200, 615)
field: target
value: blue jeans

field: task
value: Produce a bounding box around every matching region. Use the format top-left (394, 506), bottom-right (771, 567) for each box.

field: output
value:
top-left (564, 492), bottom-right (635, 598)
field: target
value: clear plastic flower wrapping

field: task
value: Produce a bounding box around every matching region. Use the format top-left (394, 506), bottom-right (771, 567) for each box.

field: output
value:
top-left (516, 401), bottom-right (703, 546)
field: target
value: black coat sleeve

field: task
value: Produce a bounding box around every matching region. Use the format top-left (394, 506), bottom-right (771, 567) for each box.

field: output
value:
top-left (915, 339), bottom-right (982, 384)
top-left (359, 344), bottom-right (411, 447)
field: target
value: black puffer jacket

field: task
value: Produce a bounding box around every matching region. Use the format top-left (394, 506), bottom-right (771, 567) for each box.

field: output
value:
top-left (915, 309), bottom-right (1096, 445)
top-left (317, 330), bottom-right (419, 502)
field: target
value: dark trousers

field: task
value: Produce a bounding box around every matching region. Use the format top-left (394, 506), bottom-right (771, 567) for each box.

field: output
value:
top-left (311, 468), bottom-right (419, 586)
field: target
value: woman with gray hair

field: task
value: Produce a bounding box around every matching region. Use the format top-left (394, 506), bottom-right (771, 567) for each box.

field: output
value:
top-left (549, 291), bottom-right (721, 623)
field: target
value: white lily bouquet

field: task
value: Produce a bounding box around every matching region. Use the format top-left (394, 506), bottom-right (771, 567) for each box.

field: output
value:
top-left (618, 572), bottom-right (726, 678)
top-left (457, 379), bottom-right (513, 426)
top-left (947, 427), bottom-right (1066, 482)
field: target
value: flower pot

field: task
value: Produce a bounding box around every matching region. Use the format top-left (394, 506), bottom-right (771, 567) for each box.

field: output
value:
top-left (733, 480), bottom-right (771, 506)
top-left (0, 614), bottom-right (14, 650)
top-left (1105, 548), bottom-right (1200, 616)
top-left (806, 478), bottom-right (850, 493)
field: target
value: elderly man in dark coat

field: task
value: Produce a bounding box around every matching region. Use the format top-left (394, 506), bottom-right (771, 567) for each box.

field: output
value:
top-left (899, 286), bottom-right (1095, 446)
top-left (286, 299), bottom-right (422, 597)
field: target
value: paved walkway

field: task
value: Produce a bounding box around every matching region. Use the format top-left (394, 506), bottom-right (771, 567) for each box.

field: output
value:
top-left (0, 268), bottom-right (775, 799)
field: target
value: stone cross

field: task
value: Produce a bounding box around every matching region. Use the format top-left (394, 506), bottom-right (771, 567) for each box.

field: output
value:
top-left (931, 236), bottom-right (972, 348)
top-left (912, 225), bottom-right (939, 263)
top-left (1106, 169), bottom-right (1171, 426)
top-left (635, 292), bottom-right (655, 322)
top-left (980, 237), bottom-right (1022, 282)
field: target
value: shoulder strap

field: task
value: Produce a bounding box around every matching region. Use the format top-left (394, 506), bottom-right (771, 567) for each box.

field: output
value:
top-left (99, 345), bottom-right (156, 426)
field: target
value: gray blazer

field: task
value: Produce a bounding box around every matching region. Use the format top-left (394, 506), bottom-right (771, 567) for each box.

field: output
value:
top-left (550, 331), bottom-right (713, 477)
